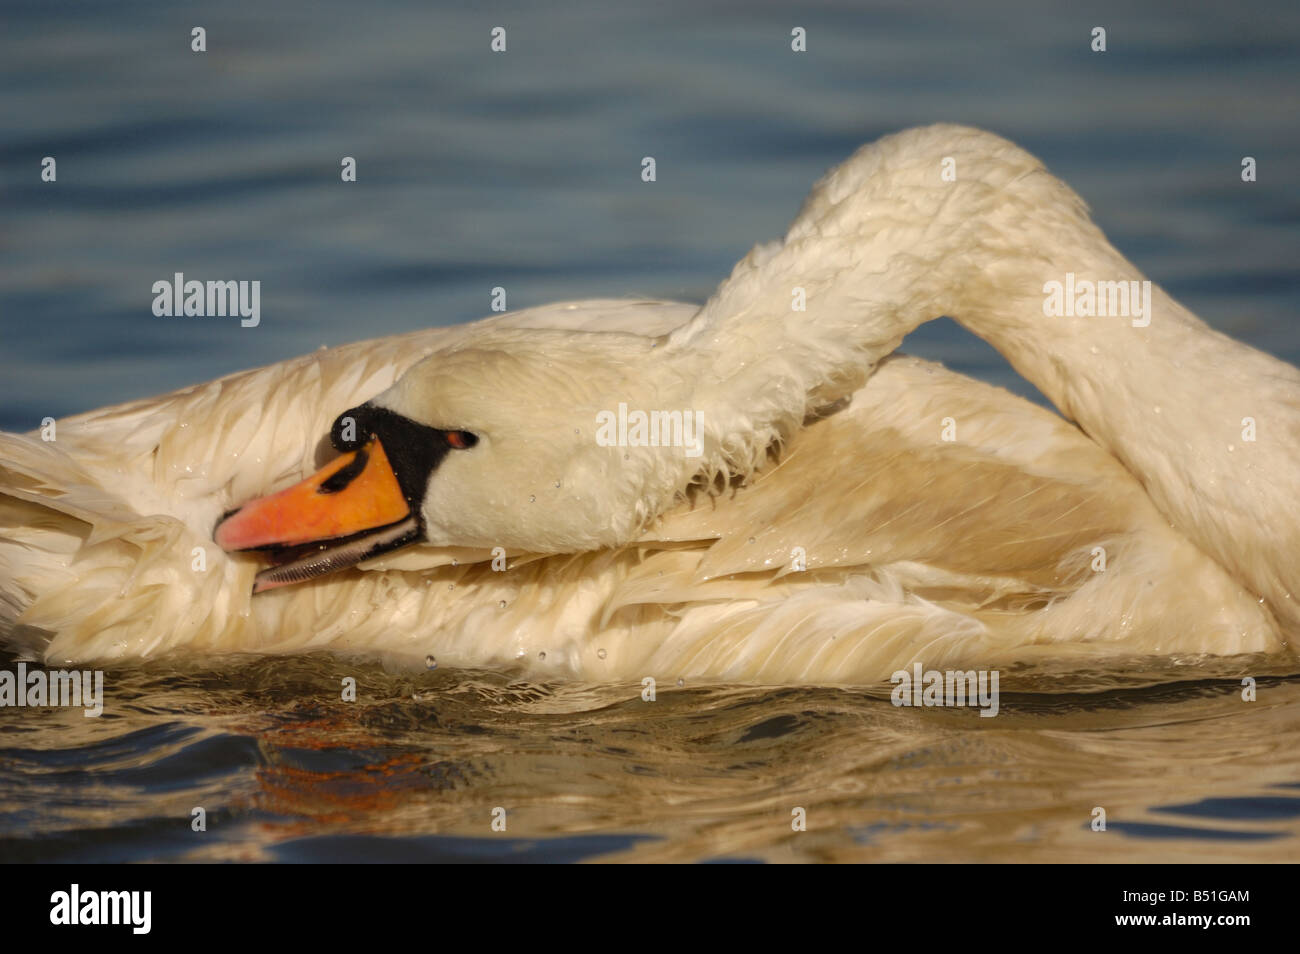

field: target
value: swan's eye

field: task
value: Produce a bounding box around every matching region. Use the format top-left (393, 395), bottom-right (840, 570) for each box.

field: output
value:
top-left (330, 406), bottom-right (372, 452)
top-left (446, 430), bottom-right (478, 450)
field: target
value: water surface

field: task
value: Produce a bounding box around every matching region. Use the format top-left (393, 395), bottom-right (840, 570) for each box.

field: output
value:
top-left (3, 652), bottom-right (1299, 862)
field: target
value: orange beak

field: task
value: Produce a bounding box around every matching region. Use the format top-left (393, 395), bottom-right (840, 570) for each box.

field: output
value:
top-left (214, 438), bottom-right (419, 592)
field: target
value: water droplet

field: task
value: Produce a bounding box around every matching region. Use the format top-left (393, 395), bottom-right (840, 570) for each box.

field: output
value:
top-left (554, 480), bottom-right (561, 488)
top-left (498, 600), bottom-right (507, 608)
top-left (747, 536), bottom-right (755, 544)
top-left (425, 655), bottom-right (437, 670)
top-left (597, 648), bottom-right (607, 660)
top-left (451, 558), bottom-right (458, 567)
top-left (573, 428), bottom-right (580, 435)
top-left (538, 651), bottom-right (547, 661)
top-left (529, 495), bottom-right (536, 503)
top-left (447, 583), bottom-right (455, 591)
top-left (676, 678), bottom-right (685, 687)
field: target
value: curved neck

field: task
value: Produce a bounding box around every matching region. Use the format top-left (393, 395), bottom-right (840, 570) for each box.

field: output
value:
top-left (671, 125), bottom-right (1300, 626)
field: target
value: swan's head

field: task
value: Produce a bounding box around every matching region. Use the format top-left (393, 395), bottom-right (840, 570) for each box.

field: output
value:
top-left (214, 329), bottom-right (705, 591)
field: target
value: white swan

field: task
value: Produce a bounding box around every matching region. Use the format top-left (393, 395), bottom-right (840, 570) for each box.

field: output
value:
top-left (1, 124), bottom-right (1295, 684)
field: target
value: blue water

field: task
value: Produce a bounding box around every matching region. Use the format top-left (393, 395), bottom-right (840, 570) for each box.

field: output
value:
top-left (2, 0), bottom-right (1299, 863)
top-left (2, 0), bottom-right (1297, 430)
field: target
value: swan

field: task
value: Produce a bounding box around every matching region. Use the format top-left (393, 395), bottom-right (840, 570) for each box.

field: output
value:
top-left (1, 124), bottom-right (1295, 684)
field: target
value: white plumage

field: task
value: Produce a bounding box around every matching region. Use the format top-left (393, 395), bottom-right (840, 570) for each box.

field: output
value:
top-left (1, 125), bottom-right (1295, 683)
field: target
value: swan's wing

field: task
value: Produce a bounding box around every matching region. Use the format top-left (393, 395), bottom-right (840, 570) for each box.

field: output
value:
top-left (607, 354), bottom-right (1278, 678)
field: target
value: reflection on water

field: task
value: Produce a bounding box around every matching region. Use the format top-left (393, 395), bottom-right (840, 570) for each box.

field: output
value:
top-left (3, 649), bottom-right (1298, 862)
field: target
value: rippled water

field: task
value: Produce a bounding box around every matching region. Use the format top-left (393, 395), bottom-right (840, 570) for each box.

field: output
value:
top-left (4, 650), bottom-right (1300, 863)
top-left (2, 1), bottom-right (1299, 862)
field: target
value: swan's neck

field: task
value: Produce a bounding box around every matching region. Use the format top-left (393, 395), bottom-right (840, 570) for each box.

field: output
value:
top-left (671, 125), bottom-right (1300, 627)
